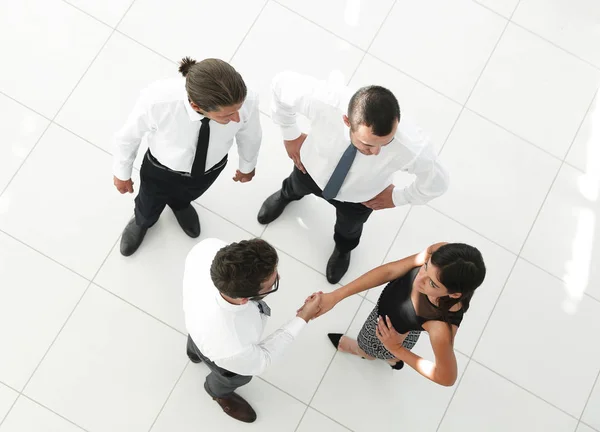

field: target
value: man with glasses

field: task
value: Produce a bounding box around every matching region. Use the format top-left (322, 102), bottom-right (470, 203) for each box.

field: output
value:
top-left (183, 237), bottom-right (322, 423)
top-left (257, 71), bottom-right (449, 284)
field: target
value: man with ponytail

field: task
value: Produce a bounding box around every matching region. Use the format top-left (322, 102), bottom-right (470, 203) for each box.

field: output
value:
top-left (113, 57), bottom-right (262, 256)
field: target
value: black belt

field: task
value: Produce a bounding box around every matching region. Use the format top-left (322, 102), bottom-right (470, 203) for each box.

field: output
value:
top-left (146, 150), bottom-right (227, 177)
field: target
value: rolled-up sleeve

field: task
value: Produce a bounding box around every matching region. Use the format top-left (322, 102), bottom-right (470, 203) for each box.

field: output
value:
top-left (213, 317), bottom-right (306, 376)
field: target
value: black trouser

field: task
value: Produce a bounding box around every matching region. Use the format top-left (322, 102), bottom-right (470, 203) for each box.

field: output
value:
top-left (281, 166), bottom-right (373, 252)
top-left (186, 336), bottom-right (252, 398)
top-left (134, 151), bottom-right (227, 228)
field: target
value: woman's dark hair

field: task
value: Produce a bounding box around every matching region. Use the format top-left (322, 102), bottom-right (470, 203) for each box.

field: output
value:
top-left (179, 57), bottom-right (247, 112)
top-left (431, 243), bottom-right (486, 325)
top-left (347, 85), bottom-right (400, 136)
top-left (210, 239), bottom-right (278, 298)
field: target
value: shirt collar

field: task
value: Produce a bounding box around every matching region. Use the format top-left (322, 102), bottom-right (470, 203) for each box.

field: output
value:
top-left (183, 96), bottom-right (204, 122)
top-left (214, 290), bottom-right (249, 312)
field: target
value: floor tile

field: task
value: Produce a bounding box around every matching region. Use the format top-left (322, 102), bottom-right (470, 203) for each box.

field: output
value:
top-left (439, 361), bottom-right (577, 432)
top-left (474, 0), bottom-right (520, 17)
top-left (296, 408), bottom-right (350, 432)
top-left (369, 0), bottom-right (506, 103)
top-left (474, 259), bottom-right (600, 418)
top-left (468, 23), bottom-right (600, 159)
top-left (0, 397), bottom-right (85, 432)
top-left (522, 164), bottom-right (600, 303)
top-left (0, 95), bottom-right (49, 192)
top-left (55, 32), bottom-right (177, 155)
top-left (366, 205), bottom-right (516, 356)
top-left (311, 301), bottom-right (468, 432)
top-left (567, 94), bottom-right (599, 173)
top-left (24, 285), bottom-right (187, 432)
top-left (513, 0), bottom-right (600, 68)
top-left (0, 233), bottom-right (88, 390)
top-left (0, 125), bottom-right (138, 279)
top-left (431, 110), bottom-right (560, 253)
top-left (0, 0), bottom-right (111, 117)
top-left (231, 1), bottom-right (364, 114)
top-left (350, 55), bottom-right (462, 152)
top-left (65, 0), bottom-right (134, 27)
top-left (0, 384), bottom-right (17, 424)
top-left (118, 0), bottom-right (266, 62)
top-left (582, 376), bottom-right (600, 430)
top-left (262, 193), bottom-right (410, 286)
top-left (578, 424), bottom-right (599, 432)
top-left (259, 251), bottom-right (362, 403)
top-left (198, 114), bottom-right (294, 236)
top-left (275, 0), bottom-right (394, 50)
top-left (151, 365), bottom-right (306, 432)
top-left (95, 203), bottom-right (252, 333)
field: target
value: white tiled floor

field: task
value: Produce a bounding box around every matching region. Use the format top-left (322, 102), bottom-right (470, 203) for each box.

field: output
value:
top-left (0, 0), bottom-right (599, 431)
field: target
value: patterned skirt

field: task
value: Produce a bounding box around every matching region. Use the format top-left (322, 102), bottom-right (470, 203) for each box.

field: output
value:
top-left (357, 305), bottom-right (421, 360)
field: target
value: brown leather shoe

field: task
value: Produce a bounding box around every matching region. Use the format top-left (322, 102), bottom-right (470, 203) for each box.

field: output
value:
top-left (205, 383), bottom-right (257, 423)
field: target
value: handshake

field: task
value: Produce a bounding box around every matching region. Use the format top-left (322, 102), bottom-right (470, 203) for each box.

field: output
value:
top-left (295, 291), bottom-right (338, 323)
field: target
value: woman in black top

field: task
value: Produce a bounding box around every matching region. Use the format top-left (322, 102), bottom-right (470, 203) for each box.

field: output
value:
top-left (315, 242), bottom-right (485, 386)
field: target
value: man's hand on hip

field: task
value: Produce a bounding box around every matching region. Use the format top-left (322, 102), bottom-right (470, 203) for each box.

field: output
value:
top-left (114, 176), bottom-right (134, 194)
top-left (362, 185), bottom-right (395, 210)
top-left (284, 133), bottom-right (307, 173)
top-left (233, 169), bottom-right (256, 183)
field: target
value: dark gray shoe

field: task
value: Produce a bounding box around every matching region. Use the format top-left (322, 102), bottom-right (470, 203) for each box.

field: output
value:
top-left (257, 190), bottom-right (290, 224)
top-left (120, 217), bottom-right (148, 257)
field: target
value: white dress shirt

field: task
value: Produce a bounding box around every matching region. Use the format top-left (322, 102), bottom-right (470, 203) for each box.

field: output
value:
top-left (183, 238), bottom-right (306, 376)
top-left (271, 71), bottom-right (449, 206)
top-left (113, 77), bottom-right (262, 181)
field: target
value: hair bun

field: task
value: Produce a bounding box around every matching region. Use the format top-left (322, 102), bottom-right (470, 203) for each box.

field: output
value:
top-left (179, 56), bottom-right (197, 77)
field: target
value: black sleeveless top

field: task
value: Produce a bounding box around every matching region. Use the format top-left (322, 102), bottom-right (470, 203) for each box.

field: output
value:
top-left (377, 267), bottom-right (464, 334)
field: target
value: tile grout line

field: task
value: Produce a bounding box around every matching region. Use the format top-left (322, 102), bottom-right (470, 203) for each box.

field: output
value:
top-left (434, 255), bottom-right (519, 431)
top-left (0, 235), bottom-right (122, 431)
top-left (514, 83), bottom-right (597, 259)
top-left (435, 7), bottom-right (518, 428)
top-left (228, 0), bottom-right (270, 63)
top-left (60, 0), bottom-right (115, 29)
top-left (0, 0), bottom-right (122, 200)
top-left (0, 229), bottom-right (93, 283)
top-left (272, 0), bottom-right (370, 54)
top-left (346, 0), bottom-right (399, 84)
top-left (470, 358), bottom-right (584, 422)
top-left (147, 362), bottom-right (190, 432)
top-left (0, 5), bottom-right (142, 430)
top-left (576, 367), bottom-right (600, 430)
top-left (509, 21), bottom-right (600, 73)
top-left (18, 395), bottom-right (93, 432)
top-left (294, 295), bottom-right (369, 432)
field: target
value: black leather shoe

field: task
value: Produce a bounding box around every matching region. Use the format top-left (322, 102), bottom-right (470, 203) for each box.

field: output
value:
top-left (257, 190), bottom-right (290, 224)
top-left (173, 205), bottom-right (200, 238)
top-left (120, 218), bottom-right (148, 257)
top-left (326, 248), bottom-right (351, 284)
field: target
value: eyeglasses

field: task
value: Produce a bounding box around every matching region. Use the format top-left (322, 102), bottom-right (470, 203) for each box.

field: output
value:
top-left (248, 274), bottom-right (279, 301)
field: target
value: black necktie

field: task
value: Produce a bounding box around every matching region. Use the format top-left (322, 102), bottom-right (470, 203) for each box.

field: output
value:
top-left (191, 117), bottom-right (210, 176)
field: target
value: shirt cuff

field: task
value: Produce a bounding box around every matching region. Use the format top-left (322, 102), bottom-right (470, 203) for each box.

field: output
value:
top-left (280, 124), bottom-right (302, 141)
top-left (284, 316), bottom-right (307, 336)
top-left (392, 186), bottom-right (409, 207)
top-left (238, 159), bottom-right (257, 174)
top-left (113, 163), bottom-right (134, 182)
